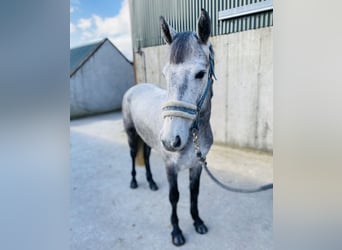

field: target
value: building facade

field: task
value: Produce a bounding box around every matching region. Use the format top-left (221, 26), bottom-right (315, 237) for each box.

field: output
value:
top-left (70, 38), bottom-right (134, 118)
top-left (129, 0), bottom-right (273, 151)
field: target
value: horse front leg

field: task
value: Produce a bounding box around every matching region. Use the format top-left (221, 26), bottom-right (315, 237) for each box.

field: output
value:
top-left (166, 166), bottom-right (186, 246)
top-left (189, 165), bottom-right (208, 234)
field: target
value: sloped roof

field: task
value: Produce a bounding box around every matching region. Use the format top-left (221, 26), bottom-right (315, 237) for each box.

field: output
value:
top-left (70, 38), bottom-right (132, 77)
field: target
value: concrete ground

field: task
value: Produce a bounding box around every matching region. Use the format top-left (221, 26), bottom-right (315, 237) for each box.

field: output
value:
top-left (70, 112), bottom-right (273, 250)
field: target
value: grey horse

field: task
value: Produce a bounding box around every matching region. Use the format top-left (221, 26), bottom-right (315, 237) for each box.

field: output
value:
top-left (122, 9), bottom-right (214, 246)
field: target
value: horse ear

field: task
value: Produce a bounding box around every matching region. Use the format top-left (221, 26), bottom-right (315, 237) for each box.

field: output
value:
top-left (160, 16), bottom-right (176, 45)
top-left (197, 9), bottom-right (211, 44)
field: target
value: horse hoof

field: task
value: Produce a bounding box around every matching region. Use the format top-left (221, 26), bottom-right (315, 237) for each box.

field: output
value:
top-left (130, 180), bottom-right (138, 189)
top-left (194, 222), bottom-right (208, 234)
top-left (171, 230), bottom-right (186, 246)
top-left (149, 182), bottom-right (158, 191)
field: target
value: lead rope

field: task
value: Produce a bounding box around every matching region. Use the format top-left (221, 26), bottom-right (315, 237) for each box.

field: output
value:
top-left (192, 127), bottom-right (273, 193)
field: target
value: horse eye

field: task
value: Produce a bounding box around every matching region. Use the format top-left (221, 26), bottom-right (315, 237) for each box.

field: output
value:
top-left (195, 71), bottom-right (205, 79)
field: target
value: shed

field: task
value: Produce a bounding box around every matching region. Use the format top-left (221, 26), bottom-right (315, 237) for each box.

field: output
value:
top-left (70, 38), bottom-right (134, 118)
top-left (129, 0), bottom-right (273, 151)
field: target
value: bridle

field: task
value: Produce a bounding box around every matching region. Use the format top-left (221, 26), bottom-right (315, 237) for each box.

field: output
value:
top-left (161, 48), bottom-right (216, 131)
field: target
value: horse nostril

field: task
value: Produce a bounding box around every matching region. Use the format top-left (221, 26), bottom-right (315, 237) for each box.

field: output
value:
top-left (161, 139), bottom-right (168, 149)
top-left (172, 135), bottom-right (181, 148)
top-left (161, 136), bottom-right (181, 151)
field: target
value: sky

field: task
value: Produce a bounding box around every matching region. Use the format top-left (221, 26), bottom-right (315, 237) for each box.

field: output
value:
top-left (70, 0), bottom-right (133, 61)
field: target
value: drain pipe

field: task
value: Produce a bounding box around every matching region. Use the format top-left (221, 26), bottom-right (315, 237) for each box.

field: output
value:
top-left (135, 40), bottom-right (147, 83)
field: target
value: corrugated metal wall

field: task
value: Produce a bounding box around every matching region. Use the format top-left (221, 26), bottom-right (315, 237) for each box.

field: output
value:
top-left (130, 0), bottom-right (273, 49)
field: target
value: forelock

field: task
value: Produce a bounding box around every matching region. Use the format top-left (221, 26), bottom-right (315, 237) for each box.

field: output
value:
top-left (169, 32), bottom-right (204, 64)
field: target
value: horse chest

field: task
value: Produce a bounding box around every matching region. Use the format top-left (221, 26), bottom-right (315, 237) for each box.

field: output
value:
top-left (162, 129), bottom-right (212, 171)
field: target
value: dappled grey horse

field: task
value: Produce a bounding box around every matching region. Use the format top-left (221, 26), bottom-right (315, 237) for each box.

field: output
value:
top-left (122, 9), bottom-right (214, 246)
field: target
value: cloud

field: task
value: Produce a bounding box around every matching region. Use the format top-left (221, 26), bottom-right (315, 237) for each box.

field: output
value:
top-left (77, 18), bottom-right (92, 30)
top-left (92, 0), bottom-right (131, 36)
top-left (75, 0), bottom-right (132, 60)
top-left (90, 0), bottom-right (131, 37)
top-left (70, 7), bottom-right (75, 13)
top-left (70, 23), bottom-right (76, 33)
top-left (92, 15), bottom-right (124, 36)
top-left (81, 31), bottom-right (93, 40)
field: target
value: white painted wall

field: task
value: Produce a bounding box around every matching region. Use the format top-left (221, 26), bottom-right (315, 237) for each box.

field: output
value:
top-left (70, 40), bottom-right (134, 118)
top-left (133, 27), bottom-right (273, 151)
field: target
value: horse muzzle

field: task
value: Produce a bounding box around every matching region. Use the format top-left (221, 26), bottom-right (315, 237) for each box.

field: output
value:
top-left (160, 101), bottom-right (196, 152)
top-left (161, 135), bottom-right (182, 152)
top-left (160, 119), bottom-right (188, 152)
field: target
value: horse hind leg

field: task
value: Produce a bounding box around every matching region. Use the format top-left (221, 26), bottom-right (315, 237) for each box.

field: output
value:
top-left (143, 143), bottom-right (158, 191)
top-left (125, 124), bottom-right (158, 191)
top-left (126, 126), bottom-right (141, 189)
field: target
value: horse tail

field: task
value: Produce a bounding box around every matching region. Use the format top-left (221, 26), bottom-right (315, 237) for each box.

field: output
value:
top-left (135, 138), bottom-right (145, 167)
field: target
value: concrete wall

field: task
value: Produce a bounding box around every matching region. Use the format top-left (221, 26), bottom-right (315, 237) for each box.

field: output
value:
top-left (133, 27), bottom-right (273, 151)
top-left (70, 40), bottom-right (134, 118)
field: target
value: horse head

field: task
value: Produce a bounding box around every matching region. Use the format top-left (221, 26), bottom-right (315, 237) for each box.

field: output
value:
top-left (159, 9), bottom-right (212, 152)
